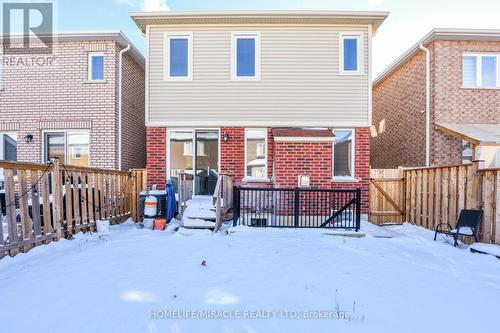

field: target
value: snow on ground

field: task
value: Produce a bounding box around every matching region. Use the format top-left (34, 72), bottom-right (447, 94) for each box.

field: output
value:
top-left (0, 220), bottom-right (499, 333)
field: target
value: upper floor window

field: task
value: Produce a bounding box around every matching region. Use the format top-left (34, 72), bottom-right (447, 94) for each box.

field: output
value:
top-left (232, 33), bottom-right (260, 80)
top-left (88, 53), bottom-right (104, 81)
top-left (165, 33), bottom-right (192, 80)
top-left (333, 129), bottom-right (355, 179)
top-left (463, 54), bottom-right (499, 88)
top-left (340, 34), bottom-right (362, 74)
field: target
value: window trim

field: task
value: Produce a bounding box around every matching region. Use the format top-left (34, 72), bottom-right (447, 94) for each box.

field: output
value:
top-left (87, 52), bottom-right (105, 82)
top-left (339, 33), bottom-right (363, 75)
top-left (42, 130), bottom-right (90, 166)
top-left (164, 32), bottom-right (193, 81)
top-left (231, 32), bottom-right (261, 81)
top-left (244, 128), bottom-right (268, 181)
top-left (332, 128), bottom-right (356, 181)
top-left (462, 53), bottom-right (500, 88)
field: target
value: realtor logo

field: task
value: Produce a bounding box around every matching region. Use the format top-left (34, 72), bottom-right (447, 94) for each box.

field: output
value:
top-left (2, 2), bottom-right (53, 54)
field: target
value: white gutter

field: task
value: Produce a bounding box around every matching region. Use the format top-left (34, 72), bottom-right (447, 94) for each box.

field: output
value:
top-left (118, 44), bottom-right (131, 170)
top-left (419, 43), bottom-right (430, 167)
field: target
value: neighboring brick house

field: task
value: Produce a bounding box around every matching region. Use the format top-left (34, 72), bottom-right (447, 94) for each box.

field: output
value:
top-left (372, 28), bottom-right (500, 169)
top-left (0, 31), bottom-right (146, 171)
top-left (131, 10), bottom-right (388, 214)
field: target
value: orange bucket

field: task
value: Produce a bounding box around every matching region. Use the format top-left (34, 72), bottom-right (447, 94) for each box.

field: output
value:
top-left (154, 218), bottom-right (167, 231)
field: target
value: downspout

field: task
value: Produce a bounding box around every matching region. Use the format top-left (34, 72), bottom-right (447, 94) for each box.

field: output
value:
top-left (118, 44), bottom-right (131, 170)
top-left (419, 43), bottom-right (431, 167)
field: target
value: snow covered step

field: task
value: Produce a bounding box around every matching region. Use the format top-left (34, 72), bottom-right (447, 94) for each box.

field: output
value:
top-left (181, 218), bottom-right (215, 230)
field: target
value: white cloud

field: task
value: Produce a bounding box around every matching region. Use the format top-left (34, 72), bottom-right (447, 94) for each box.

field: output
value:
top-left (368, 0), bottom-right (387, 5)
top-left (115, 0), bottom-right (170, 11)
top-left (140, 0), bottom-right (170, 11)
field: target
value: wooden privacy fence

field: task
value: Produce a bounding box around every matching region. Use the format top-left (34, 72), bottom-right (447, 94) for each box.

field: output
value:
top-left (0, 160), bottom-right (146, 258)
top-left (404, 163), bottom-right (499, 244)
top-left (370, 162), bottom-right (500, 244)
top-left (370, 168), bottom-right (405, 224)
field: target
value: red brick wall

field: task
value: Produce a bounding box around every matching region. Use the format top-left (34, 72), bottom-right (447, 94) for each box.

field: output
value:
top-left (146, 127), bottom-right (166, 189)
top-left (220, 128), bottom-right (245, 183)
top-left (273, 142), bottom-right (332, 188)
top-left (146, 127), bottom-right (370, 212)
top-left (373, 39), bottom-right (500, 168)
top-left (372, 50), bottom-right (427, 168)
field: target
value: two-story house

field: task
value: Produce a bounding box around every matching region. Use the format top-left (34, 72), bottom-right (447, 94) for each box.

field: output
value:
top-left (131, 11), bottom-right (388, 213)
top-left (372, 28), bottom-right (500, 169)
top-left (0, 31), bottom-right (146, 171)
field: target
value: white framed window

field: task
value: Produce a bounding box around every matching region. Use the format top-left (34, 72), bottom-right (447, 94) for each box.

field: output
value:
top-left (164, 32), bottom-right (193, 80)
top-left (462, 140), bottom-right (474, 164)
top-left (339, 33), bottom-right (363, 75)
top-left (0, 133), bottom-right (17, 161)
top-left (43, 131), bottom-right (90, 167)
top-left (231, 32), bottom-right (261, 80)
top-left (245, 128), bottom-right (267, 179)
top-left (463, 53), bottom-right (500, 88)
top-left (88, 52), bottom-right (105, 81)
top-left (333, 129), bottom-right (355, 180)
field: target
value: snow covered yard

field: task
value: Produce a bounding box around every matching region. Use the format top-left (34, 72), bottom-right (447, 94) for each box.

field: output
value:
top-left (0, 221), bottom-right (499, 333)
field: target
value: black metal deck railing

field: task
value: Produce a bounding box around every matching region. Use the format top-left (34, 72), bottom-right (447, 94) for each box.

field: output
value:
top-left (233, 187), bottom-right (361, 230)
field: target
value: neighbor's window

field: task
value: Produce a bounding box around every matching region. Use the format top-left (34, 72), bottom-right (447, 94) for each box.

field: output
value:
top-left (88, 53), bottom-right (104, 81)
top-left (0, 133), bottom-right (17, 161)
top-left (183, 141), bottom-right (206, 156)
top-left (44, 131), bottom-right (89, 167)
top-left (333, 129), bottom-right (355, 179)
top-left (232, 33), bottom-right (260, 80)
top-left (165, 33), bottom-right (192, 80)
top-left (340, 34), bottom-right (361, 73)
top-left (245, 129), bottom-right (267, 179)
top-left (463, 54), bottom-right (499, 88)
top-left (462, 140), bottom-right (473, 164)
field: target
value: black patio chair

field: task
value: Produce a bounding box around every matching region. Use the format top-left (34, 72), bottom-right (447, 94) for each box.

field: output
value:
top-left (434, 209), bottom-right (482, 247)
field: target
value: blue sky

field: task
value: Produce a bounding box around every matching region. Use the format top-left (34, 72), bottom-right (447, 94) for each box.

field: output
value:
top-left (5, 0), bottom-right (500, 76)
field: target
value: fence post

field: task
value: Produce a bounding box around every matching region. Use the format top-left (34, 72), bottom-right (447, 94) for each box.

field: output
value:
top-left (233, 186), bottom-right (240, 227)
top-left (51, 158), bottom-right (63, 240)
top-left (355, 188), bottom-right (361, 232)
top-left (294, 188), bottom-right (299, 228)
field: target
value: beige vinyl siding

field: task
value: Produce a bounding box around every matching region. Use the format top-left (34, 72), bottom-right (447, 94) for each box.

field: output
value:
top-left (147, 25), bottom-right (369, 127)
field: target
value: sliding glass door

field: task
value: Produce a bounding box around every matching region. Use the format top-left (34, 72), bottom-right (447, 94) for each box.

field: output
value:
top-left (169, 129), bottom-right (219, 195)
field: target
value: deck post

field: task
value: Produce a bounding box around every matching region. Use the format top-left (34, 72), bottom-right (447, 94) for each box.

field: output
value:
top-left (294, 188), bottom-right (300, 228)
top-left (355, 188), bottom-right (361, 231)
top-left (233, 186), bottom-right (240, 227)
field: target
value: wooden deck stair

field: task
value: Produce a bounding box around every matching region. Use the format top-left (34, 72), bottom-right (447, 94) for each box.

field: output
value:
top-left (181, 174), bottom-right (234, 231)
